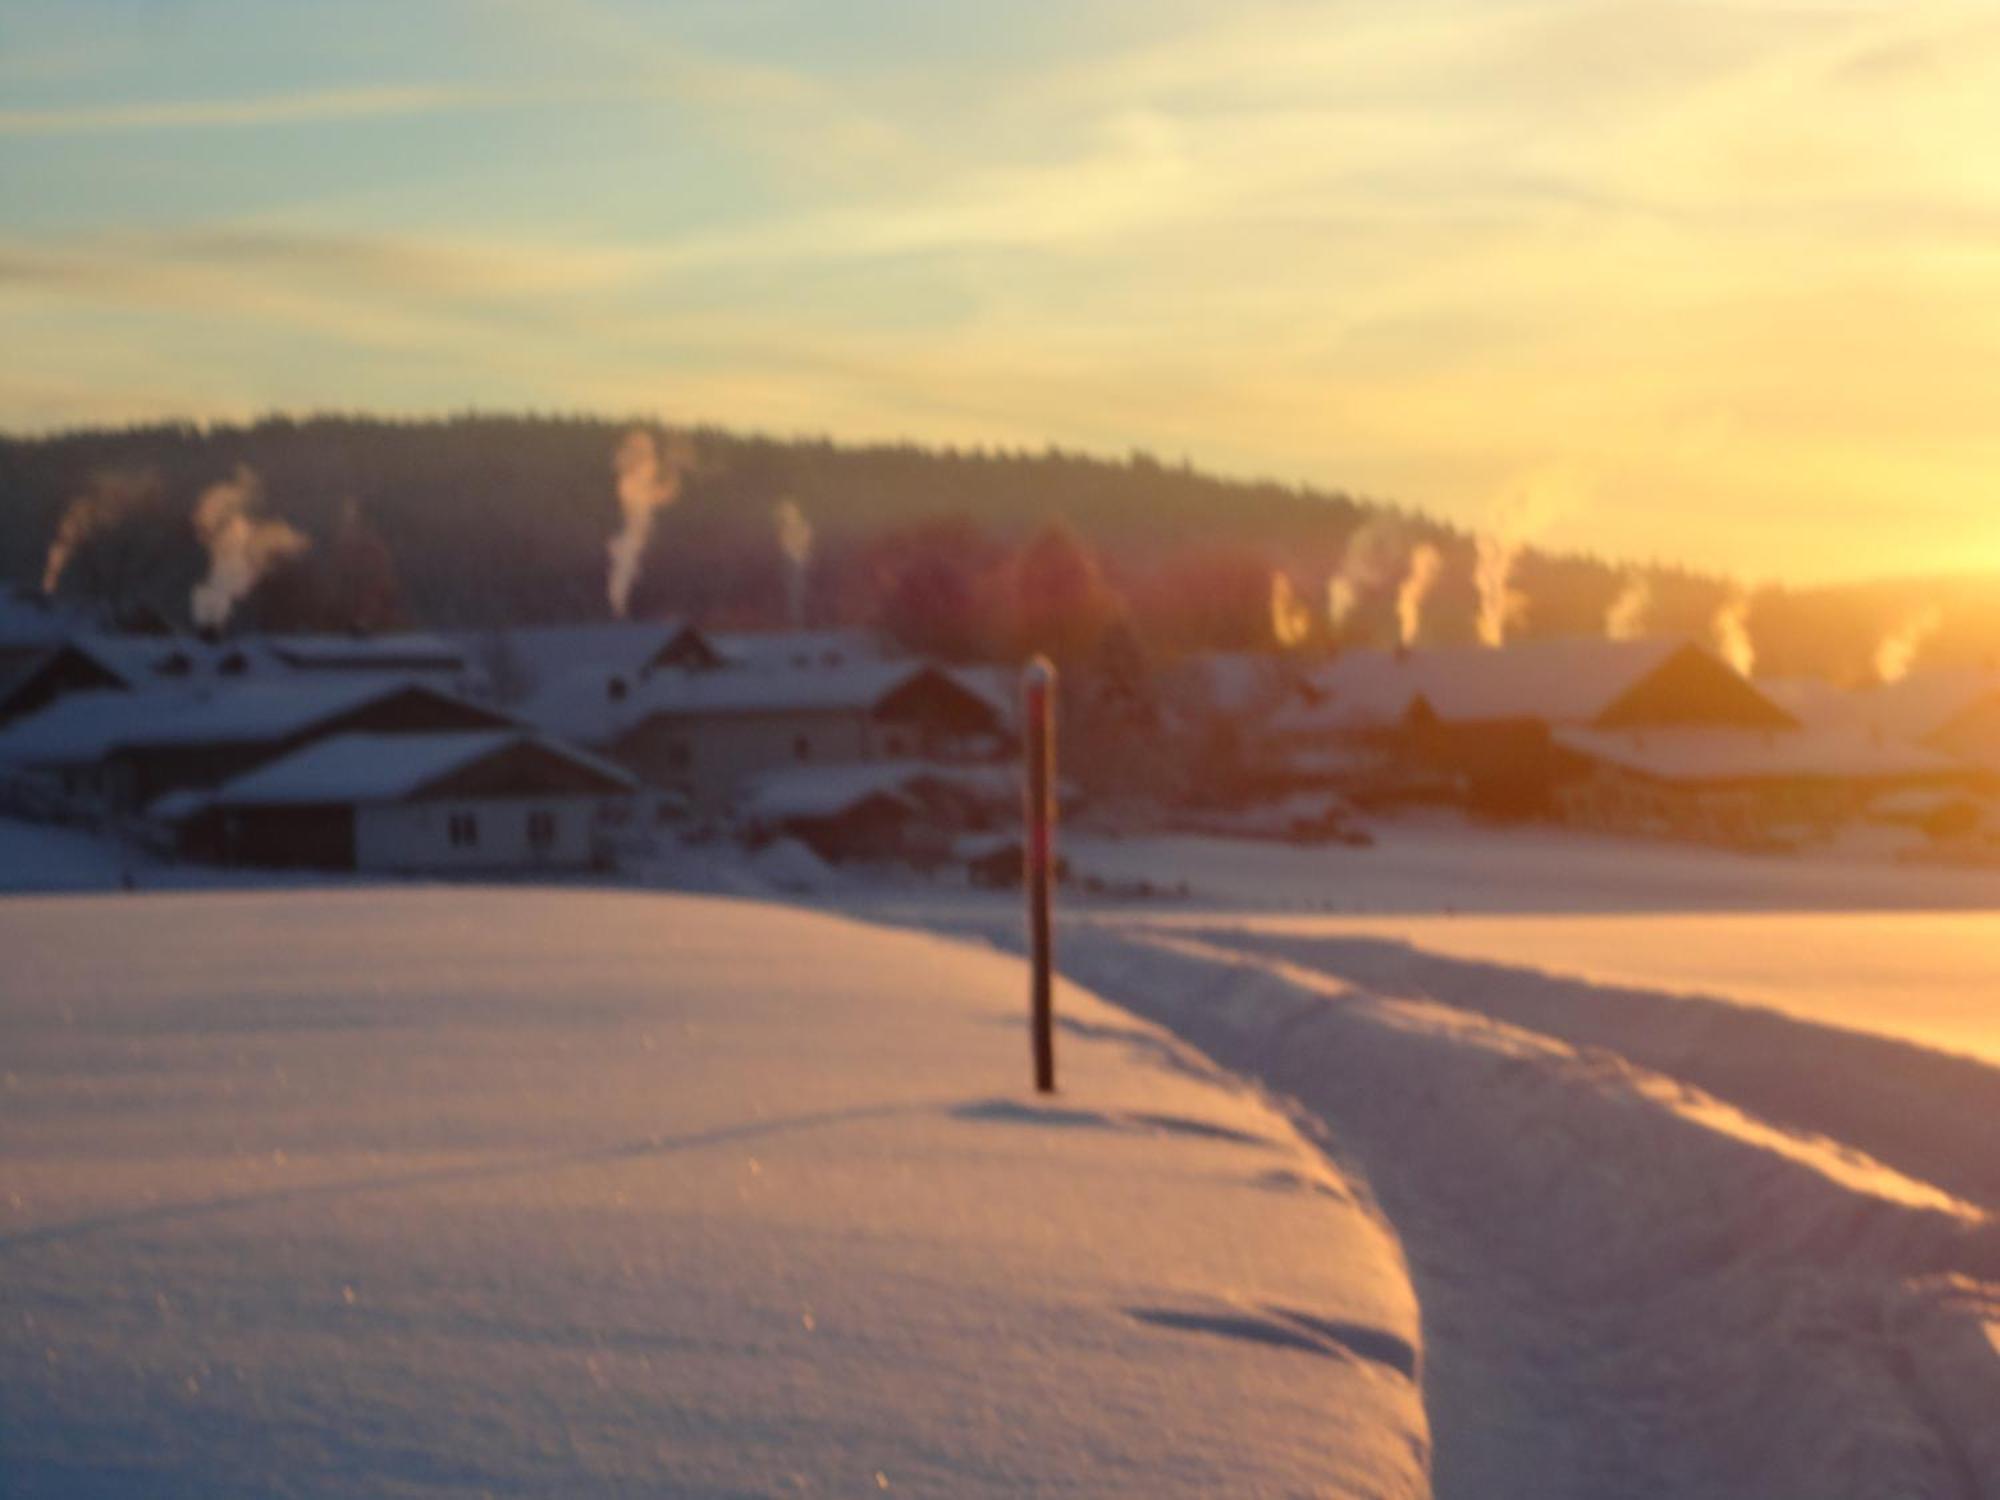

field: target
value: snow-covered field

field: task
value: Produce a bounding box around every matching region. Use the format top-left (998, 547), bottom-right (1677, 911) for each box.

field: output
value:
top-left (0, 888), bottom-right (1428, 1498)
top-left (840, 819), bottom-right (2000, 1497)
top-left (6, 812), bottom-right (1999, 1497)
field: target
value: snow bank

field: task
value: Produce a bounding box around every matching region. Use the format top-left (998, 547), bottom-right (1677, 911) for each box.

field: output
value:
top-left (1158, 919), bottom-right (2000, 1206)
top-left (0, 816), bottom-right (134, 892)
top-left (967, 921), bottom-right (1998, 1499)
top-left (0, 889), bottom-right (1428, 1498)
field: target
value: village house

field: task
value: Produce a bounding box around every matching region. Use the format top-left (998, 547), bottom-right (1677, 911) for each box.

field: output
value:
top-left (1550, 726), bottom-right (1972, 846)
top-left (602, 662), bottom-right (1010, 811)
top-left (733, 760), bottom-right (1019, 863)
top-left (158, 729), bottom-right (636, 872)
top-left (0, 678), bottom-right (512, 817)
top-left (1270, 638), bottom-right (1800, 816)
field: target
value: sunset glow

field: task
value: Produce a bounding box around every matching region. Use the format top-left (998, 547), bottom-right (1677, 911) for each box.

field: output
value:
top-left (7, 1), bottom-right (2000, 580)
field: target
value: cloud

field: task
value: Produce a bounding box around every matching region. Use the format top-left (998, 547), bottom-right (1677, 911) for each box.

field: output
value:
top-left (0, 84), bottom-right (528, 136)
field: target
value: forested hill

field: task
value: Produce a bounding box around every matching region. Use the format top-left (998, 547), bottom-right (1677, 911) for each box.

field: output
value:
top-left (0, 413), bottom-right (1984, 681)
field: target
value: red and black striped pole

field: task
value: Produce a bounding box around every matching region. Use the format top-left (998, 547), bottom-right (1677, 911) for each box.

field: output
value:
top-left (1023, 656), bottom-right (1057, 1094)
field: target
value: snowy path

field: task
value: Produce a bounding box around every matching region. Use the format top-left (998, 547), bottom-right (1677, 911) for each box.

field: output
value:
top-left (0, 888), bottom-right (1430, 1498)
top-left (871, 901), bottom-right (2000, 1499)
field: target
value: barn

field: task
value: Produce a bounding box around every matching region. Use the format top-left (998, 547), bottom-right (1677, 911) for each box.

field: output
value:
top-left (160, 730), bottom-right (637, 872)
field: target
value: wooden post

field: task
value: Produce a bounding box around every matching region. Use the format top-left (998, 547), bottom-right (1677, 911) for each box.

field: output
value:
top-left (1023, 656), bottom-right (1057, 1094)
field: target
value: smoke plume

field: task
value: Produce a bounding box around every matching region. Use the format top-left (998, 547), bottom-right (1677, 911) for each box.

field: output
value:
top-left (606, 428), bottom-right (693, 619)
top-left (1473, 533), bottom-right (1526, 647)
top-left (43, 471), bottom-right (156, 596)
top-left (1874, 606), bottom-right (1943, 685)
top-left (1712, 592), bottom-right (1757, 677)
top-left (1474, 466), bottom-right (1578, 648)
top-left (189, 466), bottom-right (309, 629)
top-left (1605, 575), bottom-right (1651, 641)
top-left (1395, 544), bottom-right (1442, 648)
top-left (1270, 572), bottom-right (1312, 648)
top-left (774, 498), bottom-right (814, 627)
top-left (1326, 517), bottom-right (1405, 634)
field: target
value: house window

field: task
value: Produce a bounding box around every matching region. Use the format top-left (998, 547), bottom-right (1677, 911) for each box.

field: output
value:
top-left (527, 809), bottom-right (557, 851)
top-left (793, 735), bottom-right (812, 762)
top-left (448, 811), bottom-right (480, 849)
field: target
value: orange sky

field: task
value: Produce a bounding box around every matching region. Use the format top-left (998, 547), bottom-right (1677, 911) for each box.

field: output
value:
top-left (5, 1), bottom-right (2000, 582)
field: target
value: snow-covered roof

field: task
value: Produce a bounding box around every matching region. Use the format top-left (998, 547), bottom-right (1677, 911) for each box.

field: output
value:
top-left (262, 632), bottom-right (469, 672)
top-left (0, 589), bottom-right (93, 650)
top-left (1554, 726), bottom-right (1965, 785)
top-left (735, 763), bottom-right (926, 822)
top-left (459, 620), bottom-right (707, 693)
top-left (1859, 670), bottom-right (2000, 743)
top-left (0, 678), bottom-right (472, 766)
top-left (183, 729), bottom-right (635, 808)
top-left (1272, 637), bottom-right (1785, 734)
top-left (1172, 652), bottom-right (1294, 717)
top-left (736, 760), bottom-right (1017, 823)
top-left (624, 660), bottom-right (998, 732)
top-left (708, 628), bottom-right (891, 672)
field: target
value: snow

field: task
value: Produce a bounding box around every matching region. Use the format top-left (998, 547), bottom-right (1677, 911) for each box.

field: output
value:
top-left (830, 815), bottom-right (2000, 1494)
top-left (1276, 638), bottom-right (1713, 733)
top-left (265, 632), bottom-right (469, 672)
top-left (738, 761), bottom-right (1017, 823)
top-left (0, 816), bottom-right (138, 892)
top-left (0, 679), bottom-right (476, 767)
top-left (185, 729), bottom-right (636, 809)
top-left (981, 923), bottom-right (1999, 1499)
top-left (0, 887), bottom-right (1429, 1498)
top-left (1551, 724), bottom-right (1963, 783)
top-left (709, 627), bottom-right (891, 672)
top-left (1155, 910), bottom-right (2000, 1070)
top-left (1052, 816), bottom-right (2000, 916)
top-left (626, 660), bottom-right (959, 719)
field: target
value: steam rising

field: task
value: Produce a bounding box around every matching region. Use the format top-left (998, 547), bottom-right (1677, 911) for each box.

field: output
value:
top-left (1474, 468), bottom-right (1576, 648)
top-left (1395, 544), bottom-right (1442, 647)
top-left (1326, 517), bottom-right (1405, 634)
top-left (1875, 606), bottom-right (1943, 684)
top-left (1605, 575), bottom-right (1651, 641)
top-left (1473, 533), bottom-right (1526, 648)
top-left (1270, 572), bottom-right (1312, 648)
top-left (42, 470), bottom-right (155, 595)
top-left (607, 428), bottom-right (693, 619)
top-left (774, 498), bottom-right (814, 627)
top-left (1712, 592), bottom-right (1757, 677)
top-left (189, 466), bottom-right (309, 629)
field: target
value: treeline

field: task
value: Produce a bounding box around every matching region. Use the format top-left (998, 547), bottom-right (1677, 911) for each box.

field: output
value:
top-left (0, 413), bottom-right (1989, 682)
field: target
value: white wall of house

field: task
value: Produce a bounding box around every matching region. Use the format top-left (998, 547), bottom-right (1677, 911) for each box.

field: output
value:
top-left (353, 796), bottom-right (612, 872)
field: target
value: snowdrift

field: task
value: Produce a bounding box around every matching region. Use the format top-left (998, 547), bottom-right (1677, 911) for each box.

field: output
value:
top-left (1011, 924), bottom-right (1999, 1499)
top-left (1172, 923), bottom-right (2000, 1208)
top-left (0, 888), bottom-right (1428, 1498)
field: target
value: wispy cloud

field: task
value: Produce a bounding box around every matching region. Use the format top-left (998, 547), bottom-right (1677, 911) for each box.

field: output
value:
top-left (0, 84), bottom-right (536, 136)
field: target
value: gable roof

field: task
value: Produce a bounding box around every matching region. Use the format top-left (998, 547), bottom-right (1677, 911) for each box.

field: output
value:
top-left (708, 628), bottom-right (892, 672)
top-left (0, 678), bottom-right (497, 766)
top-left (460, 620), bottom-right (713, 693)
top-left (1275, 638), bottom-right (1786, 733)
top-left (187, 729), bottom-right (635, 809)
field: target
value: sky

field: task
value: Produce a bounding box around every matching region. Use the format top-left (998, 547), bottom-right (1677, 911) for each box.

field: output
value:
top-left (3, 0), bottom-right (1999, 583)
